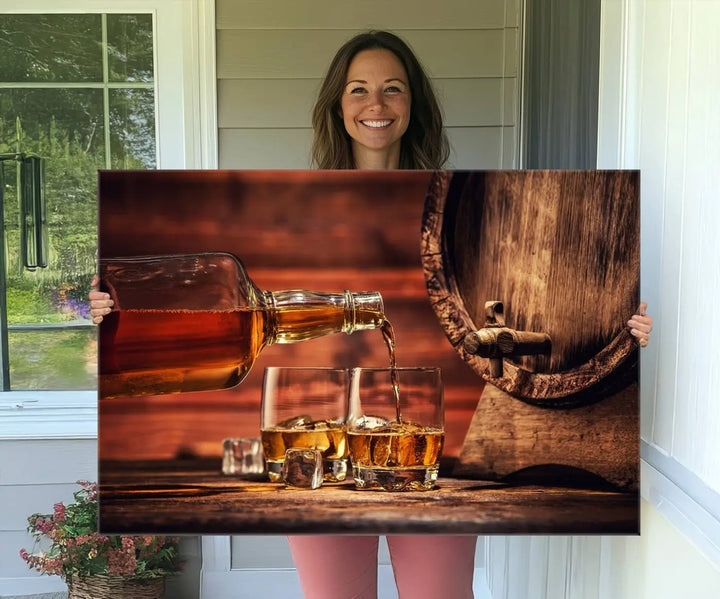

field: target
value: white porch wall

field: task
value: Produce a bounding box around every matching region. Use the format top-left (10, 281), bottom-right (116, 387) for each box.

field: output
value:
top-left (0, 439), bottom-right (96, 597)
top-left (484, 0), bottom-right (720, 597)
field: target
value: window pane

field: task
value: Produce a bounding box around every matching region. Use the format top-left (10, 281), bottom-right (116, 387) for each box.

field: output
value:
top-left (1, 88), bottom-right (104, 296)
top-left (0, 14), bottom-right (102, 82)
top-left (110, 88), bottom-right (156, 168)
top-left (1, 88), bottom-right (102, 390)
top-left (9, 329), bottom-right (97, 390)
top-left (0, 12), bottom-right (156, 391)
top-left (0, 88), bottom-right (106, 158)
top-left (107, 14), bottom-right (154, 83)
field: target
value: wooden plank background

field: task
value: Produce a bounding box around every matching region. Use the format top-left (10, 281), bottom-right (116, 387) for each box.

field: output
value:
top-left (97, 170), bottom-right (482, 463)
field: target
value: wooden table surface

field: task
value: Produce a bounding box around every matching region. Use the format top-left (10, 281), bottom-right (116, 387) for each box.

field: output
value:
top-left (99, 459), bottom-right (639, 535)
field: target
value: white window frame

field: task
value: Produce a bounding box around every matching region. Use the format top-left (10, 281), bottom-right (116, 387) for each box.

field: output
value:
top-left (0, 0), bottom-right (217, 440)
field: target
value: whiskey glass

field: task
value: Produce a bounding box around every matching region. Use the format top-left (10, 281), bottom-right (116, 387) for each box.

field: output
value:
top-left (260, 367), bottom-right (349, 483)
top-left (347, 367), bottom-right (444, 491)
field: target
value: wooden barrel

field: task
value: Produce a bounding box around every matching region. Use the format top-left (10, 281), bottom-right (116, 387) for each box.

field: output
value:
top-left (421, 170), bottom-right (640, 408)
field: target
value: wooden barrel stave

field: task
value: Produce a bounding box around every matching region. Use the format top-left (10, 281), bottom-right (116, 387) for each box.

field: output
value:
top-left (421, 170), bottom-right (640, 407)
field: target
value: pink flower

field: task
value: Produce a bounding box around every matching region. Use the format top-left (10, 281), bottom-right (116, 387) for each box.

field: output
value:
top-left (49, 528), bottom-right (64, 542)
top-left (22, 550), bottom-right (64, 576)
top-left (134, 536), bottom-right (155, 549)
top-left (53, 502), bottom-right (66, 521)
top-left (76, 480), bottom-right (98, 500)
top-left (33, 517), bottom-right (55, 535)
top-left (92, 532), bottom-right (110, 545)
top-left (21, 481), bottom-right (181, 579)
top-left (43, 556), bottom-right (63, 576)
top-left (107, 547), bottom-right (137, 576)
top-left (121, 537), bottom-right (135, 551)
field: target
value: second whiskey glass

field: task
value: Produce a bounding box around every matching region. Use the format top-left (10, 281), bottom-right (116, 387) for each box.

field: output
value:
top-left (347, 367), bottom-right (444, 491)
top-left (260, 367), bottom-right (350, 483)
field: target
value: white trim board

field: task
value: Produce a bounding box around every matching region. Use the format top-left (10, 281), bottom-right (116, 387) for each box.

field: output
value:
top-left (642, 442), bottom-right (720, 529)
top-left (641, 457), bottom-right (720, 569)
top-left (0, 392), bottom-right (97, 440)
top-left (0, 577), bottom-right (66, 598)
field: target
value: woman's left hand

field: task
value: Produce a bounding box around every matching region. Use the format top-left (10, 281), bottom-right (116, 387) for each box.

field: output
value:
top-left (628, 302), bottom-right (652, 347)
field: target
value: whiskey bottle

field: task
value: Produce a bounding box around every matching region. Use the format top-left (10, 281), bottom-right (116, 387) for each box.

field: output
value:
top-left (98, 252), bottom-right (384, 398)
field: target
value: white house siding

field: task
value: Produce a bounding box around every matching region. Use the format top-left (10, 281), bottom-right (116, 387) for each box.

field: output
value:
top-left (0, 435), bottom-right (200, 599)
top-left (0, 439), bottom-right (96, 598)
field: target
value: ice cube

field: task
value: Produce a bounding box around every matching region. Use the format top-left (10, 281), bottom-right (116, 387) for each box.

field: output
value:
top-left (281, 448), bottom-right (323, 489)
top-left (222, 437), bottom-right (266, 476)
top-left (370, 424), bottom-right (396, 435)
top-left (276, 415), bottom-right (314, 430)
top-left (367, 420), bottom-right (423, 434)
top-left (371, 436), bottom-right (391, 466)
top-left (352, 415), bottom-right (390, 431)
top-left (312, 418), bottom-right (344, 431)
top-left (393, 420), bottom-right (424, 434)
top-left (397, 432), bottom-right (424, 467)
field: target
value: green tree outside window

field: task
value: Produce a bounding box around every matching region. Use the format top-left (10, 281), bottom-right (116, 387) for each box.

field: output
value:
top-left (0, 13), bottom-right (155, 390)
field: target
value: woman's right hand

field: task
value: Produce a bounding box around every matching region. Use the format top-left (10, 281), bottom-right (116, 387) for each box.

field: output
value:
top-left (89, 275), bottom-right (113, 324)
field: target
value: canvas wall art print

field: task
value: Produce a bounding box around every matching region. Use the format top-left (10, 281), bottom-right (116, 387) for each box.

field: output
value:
top-left (97, 169), bottom-right (639, 535)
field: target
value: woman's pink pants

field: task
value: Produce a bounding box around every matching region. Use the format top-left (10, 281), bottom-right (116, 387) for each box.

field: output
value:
top-left (287, 535), bottom-right (477, 599)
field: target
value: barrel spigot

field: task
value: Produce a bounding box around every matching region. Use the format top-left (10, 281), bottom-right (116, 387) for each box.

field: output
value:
top-left (462, 301), bottom-right (552, 377)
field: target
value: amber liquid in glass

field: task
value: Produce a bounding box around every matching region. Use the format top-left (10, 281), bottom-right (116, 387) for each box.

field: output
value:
top-left (349, 319), bottom-right (445, 490)
top-left (347, 425), bottom-right (444, 469)
top-left (260, 425), bottom-right (348, 465)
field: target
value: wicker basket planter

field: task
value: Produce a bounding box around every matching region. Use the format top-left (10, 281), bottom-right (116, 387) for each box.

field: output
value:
top-left (67, 574), bottom-right (165, 599)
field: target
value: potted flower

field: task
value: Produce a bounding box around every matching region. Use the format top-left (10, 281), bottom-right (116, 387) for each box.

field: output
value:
top-left (20, 481), bottom-right (182, 599)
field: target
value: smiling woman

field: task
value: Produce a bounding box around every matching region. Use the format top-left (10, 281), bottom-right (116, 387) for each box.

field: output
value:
top-left (340, 48), bottom-right (411, 169)
top-left (310, 30), bottom-right (448, 170)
